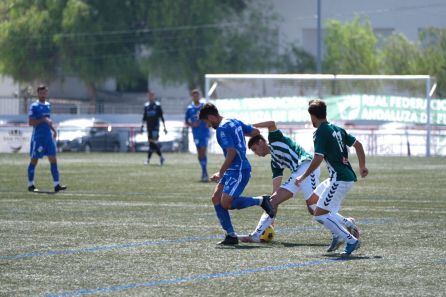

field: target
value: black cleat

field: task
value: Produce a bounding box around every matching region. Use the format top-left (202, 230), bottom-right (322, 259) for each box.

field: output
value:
top-left (28, 185), bottom-right (38, 192)
top-left (218, 234), bottom-right (239, 245)
top-left (260, 195), bottom-right (275, 218)
top-left (54, 184), bottom-right (67, 192)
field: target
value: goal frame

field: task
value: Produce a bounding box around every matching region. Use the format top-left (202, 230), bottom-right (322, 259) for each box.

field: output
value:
top-left (205, 74), bottom-right (433, 157)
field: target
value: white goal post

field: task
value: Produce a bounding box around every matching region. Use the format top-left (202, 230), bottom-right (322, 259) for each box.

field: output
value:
top-left (205, 74), bottom-right (435, 157)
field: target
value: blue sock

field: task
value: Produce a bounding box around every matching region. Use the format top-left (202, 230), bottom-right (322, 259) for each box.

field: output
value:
top-left (231, 196), bottom-right (261, 210)
top-left (199, 157), bottom-right (207, 176)
top-left (50, 163), bottom-right (59, 184)
top-left (27, 163), bottom-right (36, 185)
top-left (214, 204), bottom-right (234, 235)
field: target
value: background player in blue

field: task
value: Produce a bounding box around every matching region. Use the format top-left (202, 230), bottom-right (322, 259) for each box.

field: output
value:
top-left (140, 91), bottom-right (167, 165)
top-left (27, 85), bottom-right (66, 192)
top-left (199, 103), bottom-right (275, 245)
top-left (185, 89), bottom-right (210, 181)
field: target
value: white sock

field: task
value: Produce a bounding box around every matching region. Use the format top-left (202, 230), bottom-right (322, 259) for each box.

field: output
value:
top-left (54, 181), bottom-right (60, 187)
top-left (331, 212), bottom-right (354, 228)
top-left (252, 212), bottom-right (274, 238)
top-left (28, 181), bottom-right (34, 187)
top-left (314, 213), bottom-right (356, 244)
top-left (309, 204), bottom-right (316, 212)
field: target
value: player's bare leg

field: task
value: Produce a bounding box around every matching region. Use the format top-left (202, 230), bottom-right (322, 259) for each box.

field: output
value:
top-left (240, 188), bottom-right (293, 243)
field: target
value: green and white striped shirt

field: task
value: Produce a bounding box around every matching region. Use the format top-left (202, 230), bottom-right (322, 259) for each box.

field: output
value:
top-left (268, 130), bottom-right (313, 179)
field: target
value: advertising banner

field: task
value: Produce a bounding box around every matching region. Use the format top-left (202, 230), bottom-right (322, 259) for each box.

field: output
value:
top-left (213, 95), bottom-right (446, 125)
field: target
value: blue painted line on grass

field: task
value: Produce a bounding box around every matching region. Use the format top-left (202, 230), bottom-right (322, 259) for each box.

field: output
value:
top-left (1, 218), bottom-right (392, 261)
top-left (46, 258), bottom-right (348, 297)
top-left (0, 235), bottom-right (221, 260)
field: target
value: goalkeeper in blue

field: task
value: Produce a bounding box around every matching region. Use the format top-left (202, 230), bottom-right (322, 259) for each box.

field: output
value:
top-left (199, 103), bottom-right (275, 245)
top-left (27, 85), bottom-right (67, 193)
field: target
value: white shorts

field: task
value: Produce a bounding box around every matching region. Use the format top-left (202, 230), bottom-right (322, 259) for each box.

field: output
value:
top-left (280, 161), bottom-right (321, 200)
top-left (315, 178), bottom-right (354, 212)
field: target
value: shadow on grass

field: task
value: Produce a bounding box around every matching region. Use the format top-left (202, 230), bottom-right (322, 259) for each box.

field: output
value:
top-left (215, 245), bottom-right (273, 250)
top-left (323, 254), bottom-right (383, 260)
top-left (273, 242), bottom-right (327, 248)
top-left (32, 190), bottom-right (56, 195)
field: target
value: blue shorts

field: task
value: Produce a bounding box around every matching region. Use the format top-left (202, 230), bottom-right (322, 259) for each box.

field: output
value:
top-left (30, 137), bottom-right (56, 159)
top-left (220, 169), bottom-right (251, 198)
top-left (194, 137), bottom-right (209, 148)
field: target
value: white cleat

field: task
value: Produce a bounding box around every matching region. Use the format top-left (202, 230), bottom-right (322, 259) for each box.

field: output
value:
top-left (346, 217), bottom-right (361, 239)
top-left (239, 234), bottom-right (261, 243)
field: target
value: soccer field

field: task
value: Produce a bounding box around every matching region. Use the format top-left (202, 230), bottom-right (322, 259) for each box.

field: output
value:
top-left (1, 153), bottom-right (445, 297)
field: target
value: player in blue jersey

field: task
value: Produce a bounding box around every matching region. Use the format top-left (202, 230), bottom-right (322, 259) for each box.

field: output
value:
top-left (27, 85), bottom-right (67, 193)
top-left (185, 89), bottom-right (210, 181)
top-left (199, 103), bottom-right (275, 245)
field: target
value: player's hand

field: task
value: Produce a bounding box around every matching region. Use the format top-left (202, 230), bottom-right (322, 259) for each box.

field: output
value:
top-left (294, 175), bottom-right (305, 187)
top-left (140, 125), bottom-right (144, 133)
top-left (52, 130), bottom-right (57, 139)
top-left (164, 128), bottom-right (168, 134)
top-left (210, 172), bottom-right (220, 183)
top-left (360, 166), bottom-right (369, 178)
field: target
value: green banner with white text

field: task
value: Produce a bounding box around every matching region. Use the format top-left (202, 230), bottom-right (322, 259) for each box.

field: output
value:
top-left (212, 95), bottom-right (446, 125)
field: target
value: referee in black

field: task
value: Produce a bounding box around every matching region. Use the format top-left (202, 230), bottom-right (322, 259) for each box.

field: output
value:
top-left (141, 91), bottom-right (168, 165)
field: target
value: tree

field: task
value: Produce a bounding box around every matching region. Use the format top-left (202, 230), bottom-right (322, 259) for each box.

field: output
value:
top-left (380, 33), bottom-right (421, 75)
top-left (0, 0), bottom-right (283, 103)
top-left (417, 27), bottom-right (446, 97)
top-left (324, 17), bottom-right (379, 75)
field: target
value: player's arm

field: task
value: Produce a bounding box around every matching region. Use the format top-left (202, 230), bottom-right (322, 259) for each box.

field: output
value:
top-left (244, 127), bottom-right (260, 137)
top-left (159, 105), bottom-right (167, 134)
top-left (252, 121), bottom-right (277, 132)
top-left (294, 154), bottom-right (324, 186)
top-left (353, 140), bottom-right (368, 178)
top-left (141, 106), bottom-right (146, 132)
top-left (211, 147), bottom-right (236, 182)
top-left (28, 117), bottom-right (50, 127)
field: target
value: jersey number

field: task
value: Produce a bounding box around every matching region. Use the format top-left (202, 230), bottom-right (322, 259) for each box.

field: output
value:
top-left (332, 131), bottom-right (344, 152)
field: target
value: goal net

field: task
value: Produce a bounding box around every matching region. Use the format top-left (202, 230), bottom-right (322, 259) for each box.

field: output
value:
top-left (205, 74), bottom-right (442, 156)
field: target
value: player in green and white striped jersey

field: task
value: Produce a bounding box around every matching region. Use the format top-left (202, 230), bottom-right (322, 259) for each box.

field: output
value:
top-left (240, 121), bottom-right (321, 243)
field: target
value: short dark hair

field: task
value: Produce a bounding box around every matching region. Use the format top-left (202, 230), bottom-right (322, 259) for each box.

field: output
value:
top-left (191, 88), bottom-right (200, 95)
top-left (308, 99), bottom-right (327, 119)
top-left (37, 85), bottom-right (47, 92)
top-left (199, 103), bottom-right (219, 120)
top-left (248, 134), bottom-right (266, 149)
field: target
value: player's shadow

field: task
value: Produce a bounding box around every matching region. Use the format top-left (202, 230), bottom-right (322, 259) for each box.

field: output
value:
top-left (322, 254), bottom-right (383, 261)
top-left (273, 241), bottom-right (327, 248)
top-left (215, 244), bottom-right (273, 250)
top-left (32, 190), bottom-right (56, 195)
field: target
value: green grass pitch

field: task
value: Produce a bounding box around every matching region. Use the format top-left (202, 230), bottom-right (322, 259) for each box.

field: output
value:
top-left (0, 153), bottom-right (445, 296)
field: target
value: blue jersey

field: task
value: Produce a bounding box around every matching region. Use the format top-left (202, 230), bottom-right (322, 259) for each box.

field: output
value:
top-left (216, 118), bottom-right (253, 171)
top-left (29, 101), bottom-right (52, 140)
top-left (185, 102), bottom-right (210, 139)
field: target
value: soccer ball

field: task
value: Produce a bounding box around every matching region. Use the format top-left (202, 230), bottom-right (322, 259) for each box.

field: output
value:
top-left (260, 226), bottom-right (275, 243)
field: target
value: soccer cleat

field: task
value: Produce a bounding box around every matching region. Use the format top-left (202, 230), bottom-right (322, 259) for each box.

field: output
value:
top-left (341, 240), bottom-right (361, 256)
top-left (28, 185), bottom-right (38, 192)
top-left (201, 174), bottom-right (209, 183)
top-left (160, 156), bottom-right (165, 166)
top-left (260, 195), bottom-right (275, 218)
top-left (218, 234), bottom-right (239, 245)
top-left (239, 234), bottom-right (261, 243)
top-left (54, 184), bottom-right (67, 192)
top-left (346, 217), bottom-right (361, 239)
top-left (326, 236), bottom-right (345, 252)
